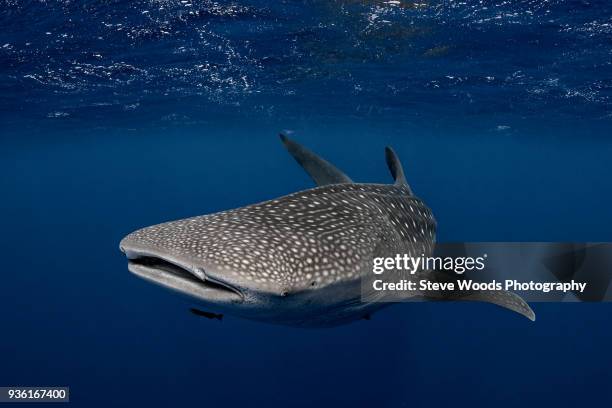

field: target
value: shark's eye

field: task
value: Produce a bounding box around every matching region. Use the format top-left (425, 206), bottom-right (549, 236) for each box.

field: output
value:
top-left (311, 281), bottom-right (317, 287)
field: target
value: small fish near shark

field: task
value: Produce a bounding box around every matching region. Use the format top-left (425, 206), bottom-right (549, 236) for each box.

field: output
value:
top-left (190, 308), bottom-right (223, 321)
top-left (119, 135), bottom-right (534, 327)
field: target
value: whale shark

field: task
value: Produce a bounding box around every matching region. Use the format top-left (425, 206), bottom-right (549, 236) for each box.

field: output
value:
top-left (119, 135), bottom-right (534, 327)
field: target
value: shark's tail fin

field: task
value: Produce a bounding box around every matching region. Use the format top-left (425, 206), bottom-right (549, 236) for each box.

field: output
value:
top-left (424, 271), bottom-right (535, 321)
top-left (543, 243), bottom-right (612, 301)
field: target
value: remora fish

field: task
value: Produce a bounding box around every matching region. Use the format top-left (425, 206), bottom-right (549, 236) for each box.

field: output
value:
top-left (119, 135), bottom-right (534, 326)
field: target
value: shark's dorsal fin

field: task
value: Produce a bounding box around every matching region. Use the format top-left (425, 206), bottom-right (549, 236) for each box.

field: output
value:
top-left (280, 134), bottom-right (353, 186)
top-left (385, 146), bottom-right (411, 192)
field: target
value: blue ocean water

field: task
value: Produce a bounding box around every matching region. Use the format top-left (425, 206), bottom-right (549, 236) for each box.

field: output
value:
top-left (1, 1), bottom-right (612, 407)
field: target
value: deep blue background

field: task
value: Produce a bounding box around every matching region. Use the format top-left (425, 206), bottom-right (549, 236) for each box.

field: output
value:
top-left (1, 1), bottom-right (612, 407)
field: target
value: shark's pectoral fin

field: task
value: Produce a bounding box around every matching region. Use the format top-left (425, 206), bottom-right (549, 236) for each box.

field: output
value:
top-left (280, 133), bottom-right (353, 186)
top-left (449, 290), bottom-right (536, 321)
top-left (384, 146), bottom-right (411, 193)
top-left (424, 271), bottom-right (535, 321)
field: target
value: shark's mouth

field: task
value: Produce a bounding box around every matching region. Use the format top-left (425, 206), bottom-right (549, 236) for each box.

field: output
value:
top-left (126, 254), bottom-right (243, 303)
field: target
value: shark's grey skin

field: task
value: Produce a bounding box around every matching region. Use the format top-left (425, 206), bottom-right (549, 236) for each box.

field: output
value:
top-left (120, 135), bottom-right (534, 327)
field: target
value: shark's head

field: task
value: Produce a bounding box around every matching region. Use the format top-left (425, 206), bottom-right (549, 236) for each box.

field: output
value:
top-left (118, 181), bottom-right (392, 323)
top-left (119, 215), bottom-right (283, 312)
top-left (120, 222), bottom-right (247, 307)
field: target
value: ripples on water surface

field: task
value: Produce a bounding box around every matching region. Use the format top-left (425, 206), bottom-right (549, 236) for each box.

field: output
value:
top-left (1, 0), bottom-right (611, 128)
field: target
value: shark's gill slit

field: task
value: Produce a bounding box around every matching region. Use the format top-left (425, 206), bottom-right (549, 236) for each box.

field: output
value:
top-left (129, 256), bottom-right (243, 298)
